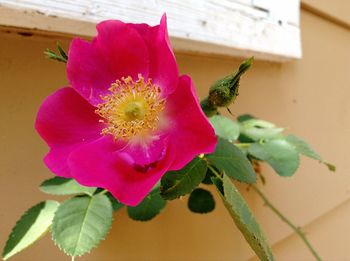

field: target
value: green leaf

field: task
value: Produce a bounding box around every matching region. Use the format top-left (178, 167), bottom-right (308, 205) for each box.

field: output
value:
top-left (285, 135), bottom-right (321, 160)
top-left (240, 119), bottom-right (284, 141)
top-left (238, 133), bottom-right (255, 143)
top-left (44, 49), bottom-right (67, 63)
top-left (127, 189), bottom-right (166, 221)
top-left (44, 43), bottom-right (67, 63)
top-left (248, 139), bottom-right (299, 177)
top-left (209, 115), bottom-right (240, 141)
top-left (206, 137), bottom-right (256, 183)
top-left (52, 194), bottom-right (113, 257)
top-left (237, 114), bottom-right (255, 122)
top-left (213, 175), bottom-right (274, 261)
top-left (40, 177), bottom-right (96, 196)
top-left (160, 157), bottom-right (207, 200)
top-left (106, 192), bottom-right (124, 212)
top-left (285, 135), bottom-right (335, 171)
top-left (2, 200), bottom-right (59, 260)
top-left (242, 119), bottom-right (276, 129)
top-left (202, 168), bottom-right (215, 184)
top-left (187, 188), bottom-right (215, 214)
top-left (56, 43), bottom-right (68, 60)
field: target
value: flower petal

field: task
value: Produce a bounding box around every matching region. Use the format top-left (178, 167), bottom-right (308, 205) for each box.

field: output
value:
top-left (43, 144), bottom-right (80, 178)
top-left (123, 135), bottom-right (167, 167)
top-left (68, 136), bottom-right (174, 206)
top-left (35, 87), bottom-right (103, 177)
top-left (67, 21), bottom-right (150, 105)
top-left (131, 14), bottom-right (178, 97)
top-left (166, 75), bottom-right (217, 170)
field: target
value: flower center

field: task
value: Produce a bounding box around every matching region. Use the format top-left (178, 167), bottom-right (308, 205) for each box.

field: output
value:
top-left (96, 75), bottom-right (165, 140)
top-left (124, 101), bottom-right (145, 121)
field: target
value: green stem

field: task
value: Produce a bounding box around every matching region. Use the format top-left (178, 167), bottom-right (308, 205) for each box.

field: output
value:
top-left (207, 164), bottom-right (223, 181)
top-left (100, 189), bottom-right (109, 195)
top-left (251, 185), bottom-right (322, 261)
top-left (234, 143), bottom-right (251, 148)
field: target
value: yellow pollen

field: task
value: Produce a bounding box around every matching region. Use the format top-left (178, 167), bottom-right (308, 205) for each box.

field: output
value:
top-left (95, 75), bottom-right (165, 140)
top-left (124, 101), bottom-right (145, 120)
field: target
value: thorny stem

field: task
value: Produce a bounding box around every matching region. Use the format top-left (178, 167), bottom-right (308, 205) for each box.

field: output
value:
top-left (251, 185), bottom-right (322, 261)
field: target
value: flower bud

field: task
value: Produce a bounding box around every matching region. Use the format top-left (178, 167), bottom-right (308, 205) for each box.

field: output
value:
top-left (200, 98), bottom-right (218, 117)
top-left (201, 57), bottom-right (253, 117)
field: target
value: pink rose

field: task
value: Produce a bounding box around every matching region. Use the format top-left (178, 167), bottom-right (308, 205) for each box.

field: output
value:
top-left (35, 15), bottom-right (217, 206)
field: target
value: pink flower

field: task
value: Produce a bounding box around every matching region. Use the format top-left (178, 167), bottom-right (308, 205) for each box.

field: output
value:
top-left (35, 15), bottom-right (217, 206)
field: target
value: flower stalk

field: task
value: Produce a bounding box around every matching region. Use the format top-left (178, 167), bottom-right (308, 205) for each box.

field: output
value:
top-left (251, 185), bottom-right (322, 261)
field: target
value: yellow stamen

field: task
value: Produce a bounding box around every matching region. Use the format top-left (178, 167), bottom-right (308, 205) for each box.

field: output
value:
top-left (96, 75), bottom-right (165, 140)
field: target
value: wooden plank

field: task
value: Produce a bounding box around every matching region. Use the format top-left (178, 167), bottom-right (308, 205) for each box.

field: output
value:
top-left (254, 0), bottom-right (300, 26)
top-left (0, 0), bottom-right (301, 61)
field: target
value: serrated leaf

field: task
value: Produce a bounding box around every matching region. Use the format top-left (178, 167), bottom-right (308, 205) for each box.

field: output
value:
top-left (209, 115), bottom-right (240, 141)
top-left (187, 188), bottom-right (215, 214)
top-left (40, 177), bottom-right (96, 196)
top-left (127, 189), bottom-right (166, 221)
top-left (206, 137), bottom-right (256, 183)
top-left (285, 135), bottom-right (321, 160)
top-left (52, 194), bottom-right (113, 257)
top-left (248, 139), bottom-right (299, 177)
top-left (239, 119), bottom-right (284, 141)
top-left (2, 200), bottom-right (59, 260)
top-left (160, 157), bottom-right (207, 200)
top-left (285, 135), bottom-right (335, 171)
top-left (213, 175), bottom-right (274, 261)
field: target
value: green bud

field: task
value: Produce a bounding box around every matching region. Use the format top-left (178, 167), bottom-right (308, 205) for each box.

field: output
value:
top-left (200, 57), bottom-right (253, 117)
top-left (200, 98), bottom-right (218, 117)
top-left (208, 76), bottom-right (234, 107)
top-left (208, 56), bottom-right (253, 108)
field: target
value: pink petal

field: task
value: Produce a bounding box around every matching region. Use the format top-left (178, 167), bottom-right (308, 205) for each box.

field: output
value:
top-left (67, 21), bottom-right (150, 105)
top-left (44, 144), bottom-right (80, 178)
top-left (35, 87), bottom-right (103, 177)
top-left (130, 14), bottom-right (178, 97)
top-left (68, 136), bottom-right (174, 206)
top-left (66, 39), bottom-right (116, 106)
top-left (165, 75), bottom-right (217, 170)
top-left (121, 136), bottom-right (167, 167)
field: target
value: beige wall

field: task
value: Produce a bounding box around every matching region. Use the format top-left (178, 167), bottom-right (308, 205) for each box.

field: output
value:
top-left (1, 5), bottom-right (350, 261)
top-left (302, 0), bottom-right (350, 28)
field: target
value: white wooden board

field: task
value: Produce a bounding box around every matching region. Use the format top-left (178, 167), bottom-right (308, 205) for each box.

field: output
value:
top-left (0, 0), bottom-right (302, 61)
